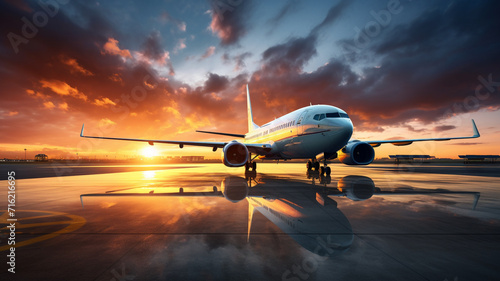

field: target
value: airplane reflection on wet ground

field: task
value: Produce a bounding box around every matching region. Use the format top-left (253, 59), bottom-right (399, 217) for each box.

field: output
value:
top-left (1, 163), bottom-right (500, 280)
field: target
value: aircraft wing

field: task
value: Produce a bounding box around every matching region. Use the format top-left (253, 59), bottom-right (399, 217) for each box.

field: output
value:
top-left (364, 119), bottom-right (480, 147)
top-left (80, 124), bottom-right (271, 154)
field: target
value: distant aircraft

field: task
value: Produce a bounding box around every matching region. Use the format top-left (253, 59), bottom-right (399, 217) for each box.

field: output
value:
top-left (80, 85), bottom-right (480, 175)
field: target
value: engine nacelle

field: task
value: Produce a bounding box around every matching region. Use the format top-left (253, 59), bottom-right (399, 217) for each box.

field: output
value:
top-left (338, 176), bottom-right (375, 201)
top-left (221, 176), bottom-right (248, 203)
top-left (222, 141), bottom-right (249, 167)
top-left (338, 141), bottom-right (375, 165)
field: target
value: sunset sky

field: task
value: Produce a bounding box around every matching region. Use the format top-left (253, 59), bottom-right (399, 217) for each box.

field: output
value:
top-left (1, 0), bottom-right (499, 160)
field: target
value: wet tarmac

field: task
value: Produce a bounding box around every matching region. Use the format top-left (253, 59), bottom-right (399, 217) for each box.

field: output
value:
top-left (1, 163), bottom-right (500, 281)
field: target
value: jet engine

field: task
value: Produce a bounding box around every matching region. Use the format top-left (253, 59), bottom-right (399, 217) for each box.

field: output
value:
top-left (338, 140), bottom-right (375, 165)
top-left (337, 175), bottom-right (375, 201)
top-left (221, 176), bottom-right (249, 203)
top-left (222, 141), bottom-right (249, 167)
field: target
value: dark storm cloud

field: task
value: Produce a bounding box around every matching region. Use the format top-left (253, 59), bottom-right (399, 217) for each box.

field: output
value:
top-left (204, 73), bottom-right (229, 93)
top-left (335, 1), bottom-right (500, 127)
top-left (209, 0), bottom-right (253, 46)
top-left (247, 1), bottom-right (500, 131)
top-left (261, 34), bottom-right (318, 75)
top-left (141, 31), bottom-right (165, 62)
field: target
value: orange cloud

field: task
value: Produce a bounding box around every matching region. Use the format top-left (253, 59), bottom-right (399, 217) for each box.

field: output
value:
top-left (26, 89), bottom-right (50, 99)
top-left (7, 111), bottom-right (18, 116)
top-left (61, 56), bottom-right (94, 76)
top-left (40, 80), bottom-right (88, 101)
top-left (93, 97), bottom-right (117, 107)
top-left (58, 102), bottom-right (69, 111)
top-left (43, 101), bottom-right (55, 109)
top-left (101, 38), bottom-right (132, 58)
top-left (99, 118), bottom-right (116, 126)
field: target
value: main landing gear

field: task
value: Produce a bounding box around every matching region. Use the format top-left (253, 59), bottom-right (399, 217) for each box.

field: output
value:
top-left (245, 154), bottom-right (258, 172)
top-left (245, 161), bottom-right (257, 172)
top-left (306, 158), bottom-right (331, 176)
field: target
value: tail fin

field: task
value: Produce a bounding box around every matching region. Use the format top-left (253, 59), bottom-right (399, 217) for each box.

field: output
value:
top-left (247, 84), bottom-right (259, 132)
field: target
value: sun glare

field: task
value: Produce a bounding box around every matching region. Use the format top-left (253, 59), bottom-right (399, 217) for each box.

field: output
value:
top-left (141, 146), bottom-right (159, 158)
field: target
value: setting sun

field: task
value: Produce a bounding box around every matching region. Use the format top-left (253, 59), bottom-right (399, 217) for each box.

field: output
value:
top-left (141, 146), bottom-right (159, 158)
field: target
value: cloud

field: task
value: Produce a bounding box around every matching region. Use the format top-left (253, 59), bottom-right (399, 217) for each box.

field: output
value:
top-left (101, 38), bottom-right (132, 58)
top-left (434, 125), bottom-right (456, 132)
top-left (43, 101), bottom-right (55, 109)
top-left (260, 34), bottom-right (317, 75)
top-left (204, 73), bottom-right (229, 93)
top-left (221, 52), bottom-right (252, 70)
top-left (174, 38), bottom-right (187, 53)
top-left (201, 46), bottom-right (216, 60)
top-left (310, 0), bottom-right (350, 35)
top-left (60, 56), bottom-right (94, 76)
top-left (93, 97), bottom-right (117, 107)
top-left (40, 80), bottom-right (88, 101)
top-left (451, 142), bottom-right (483, 146)
top-left (209, 0), bottom-right (252, 45)
top-left (100, 118), bottom-right (116, 126)
top-left (58, 102), bottom-right (69, 111)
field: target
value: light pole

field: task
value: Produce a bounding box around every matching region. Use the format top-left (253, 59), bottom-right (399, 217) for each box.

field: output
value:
top-left (24, 148), bottom-right (27, 161)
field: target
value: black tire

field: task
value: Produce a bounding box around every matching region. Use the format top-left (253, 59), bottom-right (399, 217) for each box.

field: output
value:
top-left (325, 166), bottom-right (331, 176)
top-left (307, 161), bottom-right (312, 170)
top-left (315, 162), bottom-right (320, 171)
top-left (320, 166), bottom-right (325, 175)
top-left (252, 162), bottom-right (257, 171)
top-left (245, 162), bottom-right (249, 171)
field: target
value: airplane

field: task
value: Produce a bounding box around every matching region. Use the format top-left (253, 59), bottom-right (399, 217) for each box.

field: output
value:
top-left (80, 85), bottom-right (480, 176)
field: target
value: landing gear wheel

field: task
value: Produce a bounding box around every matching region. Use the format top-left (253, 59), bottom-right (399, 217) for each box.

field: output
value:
top-left (320, 166), bottom-right (325, 175)
top-left (314, 162), bottom-right (320, 171)
top-left (245, 162), bottom-right (250, 171)
top-left (252, 162), bottom-right (257, 171)
top-left (325, 166), bottom-right (331, 176)
top-left (307, 161), bottom-right (312, 170)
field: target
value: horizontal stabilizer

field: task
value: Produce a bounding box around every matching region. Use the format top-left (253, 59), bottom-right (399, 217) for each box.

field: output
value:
top-left (196, 130), bottom-right (245, 138)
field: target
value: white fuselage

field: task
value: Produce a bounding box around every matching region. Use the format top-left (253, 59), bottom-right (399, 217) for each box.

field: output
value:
top-left (244, 105), bottom-right (353, 159)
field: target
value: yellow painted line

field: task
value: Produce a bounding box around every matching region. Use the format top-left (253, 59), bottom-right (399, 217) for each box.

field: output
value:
top-left (0, 210), bottom-right (86, 251)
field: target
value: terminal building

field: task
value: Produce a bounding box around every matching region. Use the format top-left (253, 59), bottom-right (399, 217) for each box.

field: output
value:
top-left (459, 155), bottom-right (499, 164)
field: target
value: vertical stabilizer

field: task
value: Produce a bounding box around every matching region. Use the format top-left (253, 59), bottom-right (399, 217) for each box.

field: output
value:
top-left (247, 85), bottom-right (259, 132)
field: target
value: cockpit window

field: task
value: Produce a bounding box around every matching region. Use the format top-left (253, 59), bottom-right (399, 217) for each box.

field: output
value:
top-left (326, 112), bottom-right (340, 118)
top-left (314, 112), bottom-right (349, 121)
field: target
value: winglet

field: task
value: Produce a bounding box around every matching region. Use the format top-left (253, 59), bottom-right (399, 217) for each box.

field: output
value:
top-left (80, 124), bottom-right (85, 137)
top-left (471, 119), bottom-right (480, 138)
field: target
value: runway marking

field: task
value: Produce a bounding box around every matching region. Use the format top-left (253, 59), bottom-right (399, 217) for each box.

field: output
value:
top-left (0, 210), bottom-right (86, 251)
